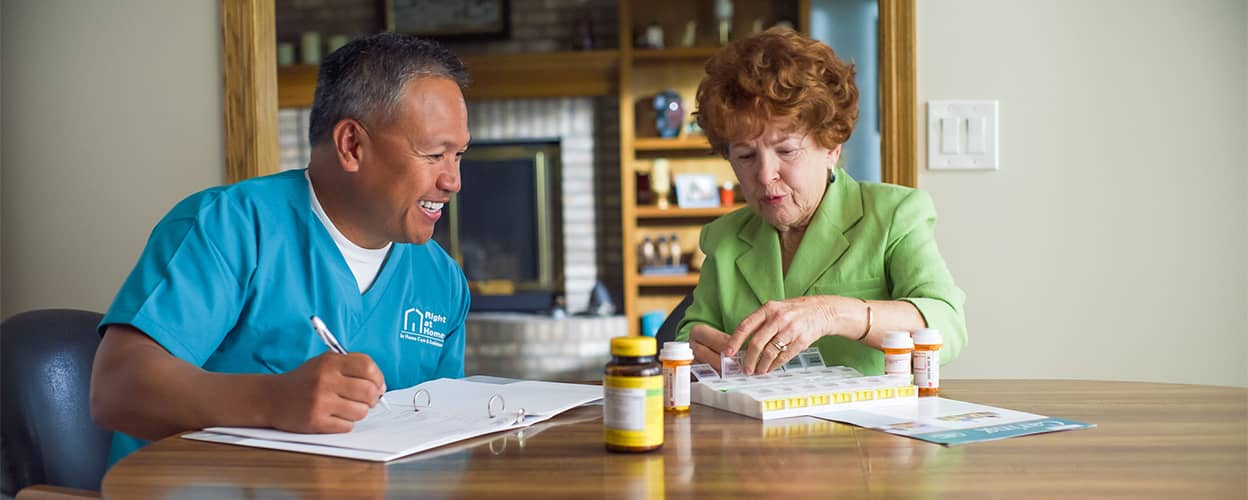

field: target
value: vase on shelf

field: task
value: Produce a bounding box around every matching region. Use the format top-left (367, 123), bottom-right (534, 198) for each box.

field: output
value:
top-left (653, 91), bottom-right (685, 139)
top-left (714, 0), bottom-right (734, 44)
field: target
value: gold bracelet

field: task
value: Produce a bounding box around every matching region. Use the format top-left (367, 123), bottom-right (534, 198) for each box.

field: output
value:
top-left (856, 299), bottom-right (872, 341)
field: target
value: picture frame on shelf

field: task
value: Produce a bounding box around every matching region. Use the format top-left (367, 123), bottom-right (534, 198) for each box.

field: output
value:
top-left (387, 0), bottom-right (510, 40)
top-left (674, 173), bottom-right (720, 209)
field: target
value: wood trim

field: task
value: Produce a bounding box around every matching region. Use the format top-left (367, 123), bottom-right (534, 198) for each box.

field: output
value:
top-left (461, 51), bottom-right (618, 100)
top-left (221, 0), bottom-right (278, 183)
top-left (632, 136), bottom-right (711, 152)
top-left (635, 273), bottom-right (700, 287)
top-left (276, 64), bottom-right (319, 109)
top-left (278, 52), bottom-right (621, 108)
top-left (879, 0), bottom-right (917, 188)
top-left (619, 0), bottom-right (639, 335)
top-left (799, 0), bottom-right (812, 33)
top-left (631, 47), bottom-right (719, 61)
top-left (634, 204), bottom-right (745, 219)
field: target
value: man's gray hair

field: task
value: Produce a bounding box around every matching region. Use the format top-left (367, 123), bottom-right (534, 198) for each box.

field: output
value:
top-left (307, 32), bottom-right (469, 146)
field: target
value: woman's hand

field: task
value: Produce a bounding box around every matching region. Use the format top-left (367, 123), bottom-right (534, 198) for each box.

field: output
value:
top-left (688, 324), bottom-right (734, 373)
top-left (724, 296), bottom-right (862, 375)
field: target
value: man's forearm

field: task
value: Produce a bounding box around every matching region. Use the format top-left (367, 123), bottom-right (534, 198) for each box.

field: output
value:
top-left (90, 326), bottom-right (274, 441)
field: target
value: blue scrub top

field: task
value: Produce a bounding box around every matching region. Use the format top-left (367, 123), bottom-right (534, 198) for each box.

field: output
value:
top-left (100, 169), bottom-right (469, 466)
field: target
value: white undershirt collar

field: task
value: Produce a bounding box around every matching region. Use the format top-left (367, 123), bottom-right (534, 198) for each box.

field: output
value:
top-left (306, 170), bottom-right (390, 293)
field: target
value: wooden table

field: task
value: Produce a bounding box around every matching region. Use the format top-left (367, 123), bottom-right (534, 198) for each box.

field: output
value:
top-left (103, 380), bottom-right (1247, 498)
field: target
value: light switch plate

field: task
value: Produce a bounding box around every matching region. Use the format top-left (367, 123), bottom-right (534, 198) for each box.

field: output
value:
top-left (927, 100), bottom-right (999, 170)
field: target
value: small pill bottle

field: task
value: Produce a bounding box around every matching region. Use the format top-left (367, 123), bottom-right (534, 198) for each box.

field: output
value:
top-left (604, 336), bottom-right (664, 453)
top-left (881, 331), bottom-right (914, 380)
top-left (659, 341), bottom-right (694, 413)
top-left (912, 328), bottom-right (942, 397)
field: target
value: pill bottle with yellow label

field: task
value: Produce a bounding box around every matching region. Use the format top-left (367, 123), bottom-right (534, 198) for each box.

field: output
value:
top-left (604, 336), bottom-right (664, 452)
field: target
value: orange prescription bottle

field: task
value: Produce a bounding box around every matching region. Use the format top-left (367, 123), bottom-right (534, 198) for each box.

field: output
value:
top-left (659, 341), bottom-right (694, 413)
top-left (604, 336), bottom-right (664, 453)
top-left (912, 328), bottom-right (942, 397)
top-left (882, 331), bottom-right (914, 380)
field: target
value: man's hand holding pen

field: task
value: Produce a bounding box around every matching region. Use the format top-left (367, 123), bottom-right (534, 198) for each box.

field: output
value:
top-left (259, 315), bottom-right (388, 434)
top-left (268, 351), bottom-right (387, 434)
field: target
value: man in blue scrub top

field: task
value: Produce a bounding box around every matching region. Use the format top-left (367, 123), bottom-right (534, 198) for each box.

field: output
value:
top-left (90, 33), bottom-right (473, 466)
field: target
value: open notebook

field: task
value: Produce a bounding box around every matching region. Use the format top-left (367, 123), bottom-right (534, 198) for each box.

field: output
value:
top-left (183, 378), bottom-right (602, 461)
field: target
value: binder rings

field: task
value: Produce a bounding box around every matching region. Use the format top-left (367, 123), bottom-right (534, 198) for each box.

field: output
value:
top-left (183, 378), bottom-right (603, 461)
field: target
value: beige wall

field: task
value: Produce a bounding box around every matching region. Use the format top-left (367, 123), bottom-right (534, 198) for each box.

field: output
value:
top-left (1, 0), bottom-right (225, 318)
top-left (918, 0), bottom-right (1248, 386)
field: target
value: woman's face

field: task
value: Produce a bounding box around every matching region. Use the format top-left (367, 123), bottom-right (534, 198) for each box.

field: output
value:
top-left (728, 126), bottom-right (840, 232)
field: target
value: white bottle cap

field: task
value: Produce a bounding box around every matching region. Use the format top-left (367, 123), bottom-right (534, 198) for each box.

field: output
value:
top-left (659, 341), bottom-right (694, 361)
top-left (882, 330), bottom-right (914, 349)
top-left (913, 328), bottom-right (942, 346)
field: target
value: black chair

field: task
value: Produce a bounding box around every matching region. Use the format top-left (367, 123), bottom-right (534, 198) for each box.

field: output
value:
top-left (1, 309), bottom-right (113, 497)
top-left (655, 293), bottom-right (694, 346)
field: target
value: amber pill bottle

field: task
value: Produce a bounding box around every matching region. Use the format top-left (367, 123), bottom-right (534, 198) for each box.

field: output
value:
top-left (604, 336), bottom-right (664, 453)
top-left (912, 328), bottom-right (943, 397)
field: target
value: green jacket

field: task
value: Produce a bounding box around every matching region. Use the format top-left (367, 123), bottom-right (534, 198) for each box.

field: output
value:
top-left (676, 168), bottom-right (966, 374)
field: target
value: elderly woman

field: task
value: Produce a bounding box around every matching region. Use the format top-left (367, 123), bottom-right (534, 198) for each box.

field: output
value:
top-left (675, 28), bottom-right (966, 376)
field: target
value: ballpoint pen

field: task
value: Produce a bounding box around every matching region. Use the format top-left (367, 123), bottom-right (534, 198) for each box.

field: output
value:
top-left (310, 315), bottom-right (393, 411)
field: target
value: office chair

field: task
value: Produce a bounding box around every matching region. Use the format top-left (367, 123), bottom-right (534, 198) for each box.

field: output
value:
top-left (1, 309), bottom-right (113, 497)
top-left (654, 293), bottom-right (694, 346)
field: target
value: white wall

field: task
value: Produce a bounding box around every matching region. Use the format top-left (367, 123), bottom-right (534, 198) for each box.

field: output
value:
top-left (918, 0), bottom-right (1248, 387)
top-left (1, 0), bottom-right (225, 317)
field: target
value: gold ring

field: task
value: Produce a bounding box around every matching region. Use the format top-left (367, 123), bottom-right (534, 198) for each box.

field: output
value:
top-left (771, 341), bottom-right (788, 352)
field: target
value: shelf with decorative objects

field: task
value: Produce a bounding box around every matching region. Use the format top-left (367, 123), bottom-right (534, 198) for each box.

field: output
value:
top-left (618, 0), bottom-right (808, 335)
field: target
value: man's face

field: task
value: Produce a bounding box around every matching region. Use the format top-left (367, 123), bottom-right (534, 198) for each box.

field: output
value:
top-left (356, 76), bottom-right (469, 245)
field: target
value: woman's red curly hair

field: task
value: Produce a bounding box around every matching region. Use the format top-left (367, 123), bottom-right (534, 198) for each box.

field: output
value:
top-left (695, 28), bottom-right (859, 157)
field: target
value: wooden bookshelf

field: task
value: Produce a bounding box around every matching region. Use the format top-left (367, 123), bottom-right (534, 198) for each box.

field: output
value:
top-left (618, 0), bottom-right (809, 335)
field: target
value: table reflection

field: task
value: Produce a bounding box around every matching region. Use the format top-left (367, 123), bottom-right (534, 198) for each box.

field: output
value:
top-left (158, 452), bottom-right (389, 500)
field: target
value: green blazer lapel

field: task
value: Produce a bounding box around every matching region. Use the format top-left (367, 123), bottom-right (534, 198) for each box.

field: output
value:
top-left (735, 214), bottom-right (785, 305)
top-left (784, 169), bottom-right (864, 298)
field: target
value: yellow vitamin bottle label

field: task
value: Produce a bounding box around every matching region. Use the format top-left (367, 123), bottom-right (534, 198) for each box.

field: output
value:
top-left (604, 375), bottom-right (664, 448)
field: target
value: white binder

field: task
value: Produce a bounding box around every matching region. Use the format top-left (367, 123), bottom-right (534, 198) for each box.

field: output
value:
top-left (183, 378), bottom-right (602, 461)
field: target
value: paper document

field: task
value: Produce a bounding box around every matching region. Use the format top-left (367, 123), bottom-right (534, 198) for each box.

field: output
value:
top-left (813, 397), bottom-right (1094, 446)
top-left (184, 378), bottom-right (602, 461)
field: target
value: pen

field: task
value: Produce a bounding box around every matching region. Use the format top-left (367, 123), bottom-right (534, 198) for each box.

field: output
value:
top-left (309, 315), bottom-right (392, 411)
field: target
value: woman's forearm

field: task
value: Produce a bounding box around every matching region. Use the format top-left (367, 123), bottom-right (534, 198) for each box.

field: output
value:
top-left (827, 297), bottom-right (926, 350)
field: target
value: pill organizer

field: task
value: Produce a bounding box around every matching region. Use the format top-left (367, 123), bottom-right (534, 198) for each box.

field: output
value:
top-left (690, 348), bottom-right (917, 420)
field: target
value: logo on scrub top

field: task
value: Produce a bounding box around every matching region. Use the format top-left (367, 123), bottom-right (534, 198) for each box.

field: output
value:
top-left (400, 307), bottom-right (448, 348)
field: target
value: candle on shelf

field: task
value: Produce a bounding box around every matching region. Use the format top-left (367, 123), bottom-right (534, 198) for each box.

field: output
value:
top-left (277, 42), bottom-right (295, 66)
top-left (651, 159), bottom-right (671, 209)
top-left (301, 32), bottom-right (322, 65)
top-left (715, 0), bottom-right (734, 44)
top-left (327, 34), bottom-right (350, 54)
